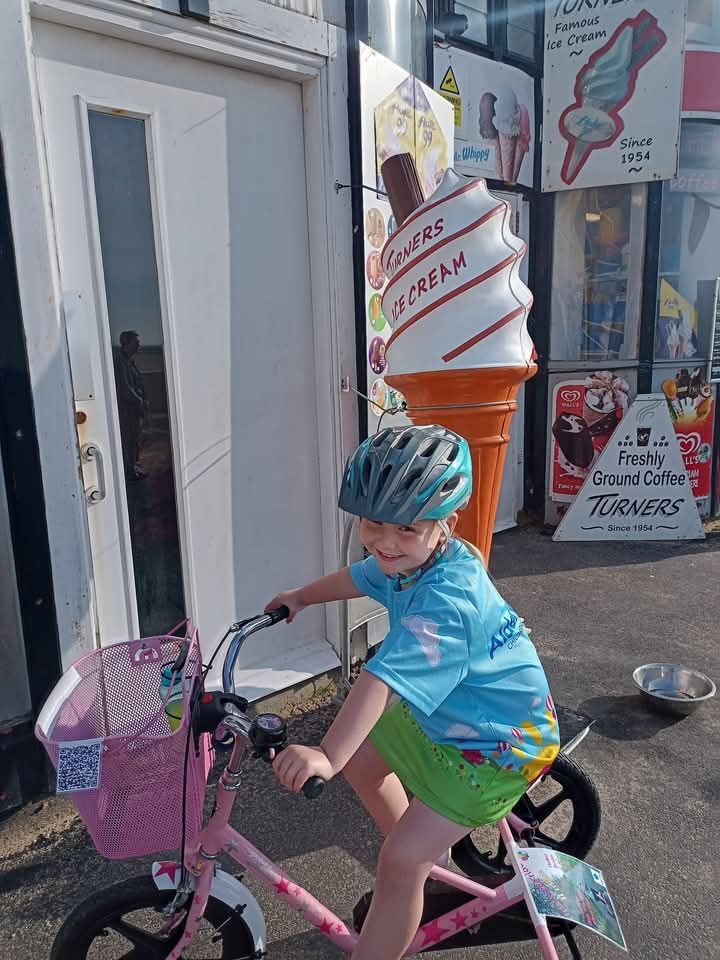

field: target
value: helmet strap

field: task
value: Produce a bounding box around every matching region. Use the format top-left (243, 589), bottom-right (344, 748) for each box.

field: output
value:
top-left (395, 533), bottom-right (449, 590)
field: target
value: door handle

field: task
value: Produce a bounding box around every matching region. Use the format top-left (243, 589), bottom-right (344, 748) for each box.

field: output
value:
top-left (81, 442), bottom-right (106, 504)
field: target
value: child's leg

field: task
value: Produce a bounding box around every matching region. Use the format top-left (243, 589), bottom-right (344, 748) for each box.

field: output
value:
top-left (344, 738), bottom-right (409, 836)
top-left (351, 798), bottom-right (470, 960)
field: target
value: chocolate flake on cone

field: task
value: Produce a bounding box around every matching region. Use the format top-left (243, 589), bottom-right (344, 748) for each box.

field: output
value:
top-left (381, 153), bottom-right (425, 227)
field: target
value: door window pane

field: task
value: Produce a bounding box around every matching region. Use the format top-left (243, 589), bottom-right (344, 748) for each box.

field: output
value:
top-left (88, 110), bottom-right (185, 637)
top-left (655, 121), bottom-right (720, 362)
top-left (551, 184), bottom-right (647, 362)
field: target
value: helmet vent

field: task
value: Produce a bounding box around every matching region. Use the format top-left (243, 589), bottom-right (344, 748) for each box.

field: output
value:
top-left (404, 468), bottom-right (424, 489)
top-left (378, 464), bottom-right (393, 490)
top-left (361, 456), bottom-right (373, 490)
top-left (419, 439), bottom-right (440, 458)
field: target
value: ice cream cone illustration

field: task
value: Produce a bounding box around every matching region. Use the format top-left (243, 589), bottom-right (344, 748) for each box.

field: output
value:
top-left (559, 11), bottom-right (667, 185)
top-left (494, 86), bottom-right (520, 181)
top-left (479, 92), bottom-right (502, 179)
top-left (512, 104), bottom-right (531, 183)
top-left (380, 154), bottom-right (535, 560)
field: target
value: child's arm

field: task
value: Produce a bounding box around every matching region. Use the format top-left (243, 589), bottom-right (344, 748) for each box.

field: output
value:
top-left (265, 567), bottom-right (364, 623)
top-left (272, 670), bottom-right (392, 792)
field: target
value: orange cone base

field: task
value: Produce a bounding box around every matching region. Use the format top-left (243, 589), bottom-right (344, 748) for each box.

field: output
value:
top-left (385, 365), bottom-right (537, 562)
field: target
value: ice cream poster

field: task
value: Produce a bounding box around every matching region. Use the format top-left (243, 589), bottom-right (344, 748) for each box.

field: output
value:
top-left (550, 372), bottom-right (632, 502)
top-left (514, 848), bottom-right (627, 950)
top-left (654, 366), bottom-right (715, 512)
top-left (435, 46), bottom-right (535, 189)
top-left (359, 44), bottom-right (453, 430)
top-left (542, 1), bottom-right (686, 192)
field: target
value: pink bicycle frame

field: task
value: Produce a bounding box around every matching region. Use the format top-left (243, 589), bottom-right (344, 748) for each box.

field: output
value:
top-left (163, 734), bottom-right (564, 960)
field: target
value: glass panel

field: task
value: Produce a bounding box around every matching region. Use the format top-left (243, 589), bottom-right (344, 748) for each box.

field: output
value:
top-left (455, 0), bottom-right (489, 45)
top-left (550, 184), bottom-right (647, 362)
top-left (655, 121), bottom-right (720, 362)
top-left (506, 0), bottom-right (536, 60)
top-left (686, 0), bottom-right (720, 46)
top-left (88, 111), bottom-right (185, 637)
top-left (367, 0), bottom-right (428, 79)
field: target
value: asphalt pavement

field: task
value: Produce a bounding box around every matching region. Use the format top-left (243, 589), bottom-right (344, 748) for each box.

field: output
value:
top-left (1, 526), bottom-right (718, 960)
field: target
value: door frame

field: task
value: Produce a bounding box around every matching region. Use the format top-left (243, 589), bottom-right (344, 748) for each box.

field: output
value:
top-left (1, 0), bottom-right (355, 671)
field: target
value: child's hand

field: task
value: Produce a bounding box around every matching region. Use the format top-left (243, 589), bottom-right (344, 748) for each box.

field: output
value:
top-left (265, 588), bottom-right (306, 623)
top-left (272, 745), bottom-right (334, 792)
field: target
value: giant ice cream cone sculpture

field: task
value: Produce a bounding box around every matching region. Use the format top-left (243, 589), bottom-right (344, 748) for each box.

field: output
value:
top-left (380, 154), bottom-right (535, 560)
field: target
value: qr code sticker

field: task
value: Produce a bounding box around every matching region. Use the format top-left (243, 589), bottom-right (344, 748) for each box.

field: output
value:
top-left (56, 739), bottom-right (103, 793)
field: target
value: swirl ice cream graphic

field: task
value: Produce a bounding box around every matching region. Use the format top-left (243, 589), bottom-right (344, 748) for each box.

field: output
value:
top-left (559, 11), bottom-right (667, 185)
top-left (380, 153), bottom-right (534, 559)
top-left (478, 88), bottom-right (531, 182)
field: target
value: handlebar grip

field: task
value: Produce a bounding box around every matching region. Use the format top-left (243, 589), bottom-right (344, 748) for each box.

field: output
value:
top-left (268, 605), bottom-right (290, 624)
top-left (302, 777), bottom-right (325, 800)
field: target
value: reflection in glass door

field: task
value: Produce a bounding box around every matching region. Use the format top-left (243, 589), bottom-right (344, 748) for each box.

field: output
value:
top-left (88, 110), bottom-right (185, 637)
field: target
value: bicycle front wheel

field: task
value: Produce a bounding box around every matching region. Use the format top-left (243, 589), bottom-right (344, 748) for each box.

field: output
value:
top-left (50, 874), bottom-right (258, 959)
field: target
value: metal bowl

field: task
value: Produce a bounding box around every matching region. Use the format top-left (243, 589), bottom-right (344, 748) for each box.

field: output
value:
top-left (633, 663), bottom-right (716, 716)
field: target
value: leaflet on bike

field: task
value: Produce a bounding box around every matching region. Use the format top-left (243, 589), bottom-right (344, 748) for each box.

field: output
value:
top-left (516, 848), bottom-right (627, 950)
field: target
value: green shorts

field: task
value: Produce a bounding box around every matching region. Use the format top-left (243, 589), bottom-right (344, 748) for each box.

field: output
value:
top-left (369, 700), bottom-right (528, 828)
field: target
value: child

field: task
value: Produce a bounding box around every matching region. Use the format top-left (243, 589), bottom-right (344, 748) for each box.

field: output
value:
top-left (267, 424), bottom-right (560, 960)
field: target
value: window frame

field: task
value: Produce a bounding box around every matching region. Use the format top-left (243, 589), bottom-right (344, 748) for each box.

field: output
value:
top-left (434, 0), bottom-right (543, 75)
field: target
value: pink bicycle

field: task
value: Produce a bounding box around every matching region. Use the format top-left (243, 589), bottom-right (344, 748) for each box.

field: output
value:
top-left (47, 609), bottom-right (625, 959)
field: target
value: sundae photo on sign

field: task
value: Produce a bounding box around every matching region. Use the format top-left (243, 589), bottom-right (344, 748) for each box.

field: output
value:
top-left (551, 371), bottom-right (630, 500)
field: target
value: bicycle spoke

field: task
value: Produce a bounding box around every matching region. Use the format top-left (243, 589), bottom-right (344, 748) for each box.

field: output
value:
top-left (532, 830), bottom-right (566, 850)
top-left (527, 787), bottom-right (569, 823)
top-left (107, 918), bottom-right (169, 956)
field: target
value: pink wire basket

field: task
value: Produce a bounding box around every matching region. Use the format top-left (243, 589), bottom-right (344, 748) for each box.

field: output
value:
top-left (35, 624), bottom-right (213, 859)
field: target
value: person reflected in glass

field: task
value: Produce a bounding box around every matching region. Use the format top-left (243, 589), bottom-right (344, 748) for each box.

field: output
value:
top-left (114, 330), bottom-right (149, 482)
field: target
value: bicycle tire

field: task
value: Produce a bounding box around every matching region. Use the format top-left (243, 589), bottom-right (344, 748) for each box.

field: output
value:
top-left (451, 752), bottom-right (601, 877)
top-left (50, 874), bottom-right (258, 959)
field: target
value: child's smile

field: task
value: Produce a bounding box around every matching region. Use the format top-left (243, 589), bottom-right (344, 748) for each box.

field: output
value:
top-left (359, 518), bottom-right (448, 576)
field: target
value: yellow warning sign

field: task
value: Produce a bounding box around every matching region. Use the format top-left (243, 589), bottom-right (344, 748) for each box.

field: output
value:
top-left (439, 66), bottom-right (460, 96)
top-left (439, 92), bottom-right (462, 128)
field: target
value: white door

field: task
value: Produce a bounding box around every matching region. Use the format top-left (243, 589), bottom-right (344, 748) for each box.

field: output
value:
top-left (36, 23), bottom-right (329, 691)
top-left (494, 192), bottom-right (529, 533)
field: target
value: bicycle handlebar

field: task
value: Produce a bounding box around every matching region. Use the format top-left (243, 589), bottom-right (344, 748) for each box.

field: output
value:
top-left (220, 605), bottom-right (325, 799)
top-left (221, 606), bottom-right (289, 695)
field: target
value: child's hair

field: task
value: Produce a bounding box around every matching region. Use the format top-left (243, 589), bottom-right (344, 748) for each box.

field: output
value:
top-left (454, 536), bottom-right (486, 564)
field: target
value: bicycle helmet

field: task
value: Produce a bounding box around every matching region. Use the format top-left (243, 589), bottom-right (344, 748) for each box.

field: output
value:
top-left (338, 425), bottom-right (472, 525)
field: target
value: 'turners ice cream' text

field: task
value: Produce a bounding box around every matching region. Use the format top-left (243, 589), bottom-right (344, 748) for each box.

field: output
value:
top-left (388, 250), bottom-right (467, 325)
top-left (384, 217), bottom-right (445, 275)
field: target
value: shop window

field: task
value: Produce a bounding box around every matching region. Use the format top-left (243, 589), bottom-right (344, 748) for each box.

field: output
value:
top-left (550, 184), bottom-right (647, 363)
top-left (435, 0), bottom-right (538, 62)
top-left (655, 122), bottom-right (720, 363)
top-left (505, 0), bottom-right (536, 60)
top-left (686, 0), bottom-right (720, 46)
top-left (454, 1), bottom-right (490, 47)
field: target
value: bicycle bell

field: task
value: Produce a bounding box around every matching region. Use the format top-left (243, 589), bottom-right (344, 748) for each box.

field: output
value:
top-left (249, 713), bottom-right (287, 753)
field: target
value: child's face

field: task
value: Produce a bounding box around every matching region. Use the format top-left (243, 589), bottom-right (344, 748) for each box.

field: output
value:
top-left (359, 517), bottom-right (454, 577)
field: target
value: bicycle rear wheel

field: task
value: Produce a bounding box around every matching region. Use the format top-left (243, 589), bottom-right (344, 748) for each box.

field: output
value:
top-left (50, 874), bottom-right (257, 959)
top-left (451, 752), bottom-right (601, 876)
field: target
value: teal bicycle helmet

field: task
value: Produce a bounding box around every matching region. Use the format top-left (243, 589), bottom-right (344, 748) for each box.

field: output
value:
top-left (339, 425), bottom-right (472, 525)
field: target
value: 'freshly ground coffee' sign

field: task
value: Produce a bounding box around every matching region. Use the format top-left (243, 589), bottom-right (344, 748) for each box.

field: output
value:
top-left (554, 395), bottom-right (705, 541)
